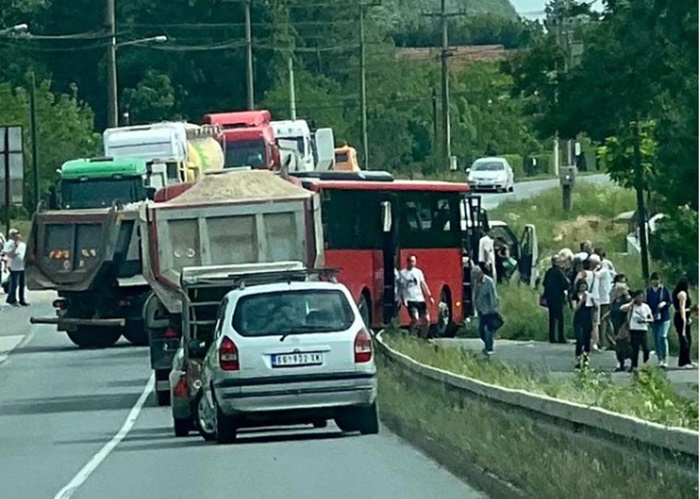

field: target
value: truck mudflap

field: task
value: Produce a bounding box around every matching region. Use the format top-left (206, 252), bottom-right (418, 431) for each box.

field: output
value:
top-left (29, 316), bottom-right (126, 330)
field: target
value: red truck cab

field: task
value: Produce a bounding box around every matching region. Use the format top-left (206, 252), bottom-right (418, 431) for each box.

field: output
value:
top-left (202, 110), bottom-right (280, 170)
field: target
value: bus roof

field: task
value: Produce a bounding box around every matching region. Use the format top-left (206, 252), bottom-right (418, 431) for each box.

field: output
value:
top-left (60, 157), bottom-right (148, 180)
top-left (302, 178), bottom-right (470, 193)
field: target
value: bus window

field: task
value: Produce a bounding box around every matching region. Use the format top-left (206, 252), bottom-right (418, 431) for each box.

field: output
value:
top-left (321, 190), bottom-right (384, 250)
top-left (398, 192), bottom-right (461, 249)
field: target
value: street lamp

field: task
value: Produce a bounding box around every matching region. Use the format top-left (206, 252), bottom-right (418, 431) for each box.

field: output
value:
top-left (0, 23), bottom-right (28, 36)
top-left (116, 35), bottom-right (168, 50)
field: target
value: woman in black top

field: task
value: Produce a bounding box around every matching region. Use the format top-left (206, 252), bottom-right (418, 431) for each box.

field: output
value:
top-left (672, 277), bottom-right (696, 369)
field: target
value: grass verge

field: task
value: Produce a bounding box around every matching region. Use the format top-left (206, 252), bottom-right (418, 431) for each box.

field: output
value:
top-left (383, 331), bottom-right (698, 430)
top-left (378, 355), bottom-right (698, 499)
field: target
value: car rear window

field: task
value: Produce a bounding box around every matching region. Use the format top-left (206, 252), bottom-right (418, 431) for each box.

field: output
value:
top-left (232, 289), bottom-right (355, 337)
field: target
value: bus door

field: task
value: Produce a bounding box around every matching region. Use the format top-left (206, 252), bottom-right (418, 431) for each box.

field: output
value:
top-left (461, 194), bottom-right (484, 317)
top-left (380, 193), bottom-right (399, 325)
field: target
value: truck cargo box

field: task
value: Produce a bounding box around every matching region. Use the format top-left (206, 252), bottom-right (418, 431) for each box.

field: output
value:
top-left (25, 205), bottom-right (142, 291)
top-left (139, 170), bottom-right (324, 313)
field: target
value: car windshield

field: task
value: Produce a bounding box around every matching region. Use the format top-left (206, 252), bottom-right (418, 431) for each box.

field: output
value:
top-left (224, 139), bottom-right (266, 168)
top-left (232, 289), bottom-right (355, 336)
top-left (61, 178), bottom-right (146, 209)
top-left (472, 162), bottom-right (505, 172)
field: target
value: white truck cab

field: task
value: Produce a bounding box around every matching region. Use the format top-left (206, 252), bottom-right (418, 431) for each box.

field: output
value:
top-left (272, 119), bottom-right (335, 172)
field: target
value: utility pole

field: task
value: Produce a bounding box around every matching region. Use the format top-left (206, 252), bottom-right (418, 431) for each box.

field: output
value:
top-left (632, 120), bottom-right (650, 280)
top-left (288, 57), bottom-right (296, 120)
top-left (244, 0), bottom-right (255, 110)
top-left (423, 0), bottom-right (465, 168)
top-left (431, 87), bottom-right (438, 144)
top-left (28, 71), bottom-right (39, 212)
top-left (105, 0), bottom-right (118, 128)
top-left (359, 2), bottom-right (380, 170)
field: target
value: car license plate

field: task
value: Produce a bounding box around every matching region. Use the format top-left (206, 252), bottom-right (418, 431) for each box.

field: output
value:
top-left (271, 352), bottom-right (323, 368)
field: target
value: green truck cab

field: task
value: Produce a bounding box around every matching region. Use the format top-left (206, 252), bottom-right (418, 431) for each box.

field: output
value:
top-left (57, 157), bottom-right (168, 210)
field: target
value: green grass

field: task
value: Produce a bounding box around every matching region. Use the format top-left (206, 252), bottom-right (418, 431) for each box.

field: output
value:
top-left (383, 331), bottom-right (698, 430)
top-left (378, 357), bottom-right (698, 499)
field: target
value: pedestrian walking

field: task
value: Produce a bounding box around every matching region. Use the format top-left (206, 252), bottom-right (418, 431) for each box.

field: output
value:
top-left (472, 265), bottom-right (502, 355)
top-left (646, 272), bottom-right (672, 368)
top-left (398, 255), bottom-right (434, 339)
top-left (609, 274), bottom-right (632, 372)
top-left (621, 290), bottom-right (653, 372)
top-left (571, 278), bottom-right (594, 369)
top-left (578, 255), bottom-right (601, 351)
top-left (3, 229), bottom-right (28, 307)
top-left (672, 277), bottom-right (696, 369)
top-left (542, 256), bottom-right (569, 343)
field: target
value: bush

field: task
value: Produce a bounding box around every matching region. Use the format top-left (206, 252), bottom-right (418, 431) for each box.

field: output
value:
top-left (650, 206), bottom-right (699, 284)
top-left (501, 153), bottom-right (524, 179)
top-left (530, 153), bottom-right (552, 175)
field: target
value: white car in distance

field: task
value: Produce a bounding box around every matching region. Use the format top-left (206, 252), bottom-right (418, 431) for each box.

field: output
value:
top-left (196, 280), bottom-right (378, 444)
top-left (467, 157), bottom-right (515, 192)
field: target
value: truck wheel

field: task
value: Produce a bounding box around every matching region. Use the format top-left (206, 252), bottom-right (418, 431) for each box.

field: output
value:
top-left (156, 390), bottom-right (171, 407)
top-left (123, 326), bottom-right (149, 347)
top-left (66, 327), bottom-right (121, 349)
top-left (215, 402), bottom-right (238, 444)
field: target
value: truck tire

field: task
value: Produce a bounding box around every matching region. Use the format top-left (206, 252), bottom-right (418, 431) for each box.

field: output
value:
top-left (123, 325), bottom-right (150, 347)
top-left (66, 327), bottom-right (121, 349)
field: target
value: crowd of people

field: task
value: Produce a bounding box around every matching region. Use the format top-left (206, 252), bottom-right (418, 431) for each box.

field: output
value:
top-left (542, 241), bottom-right (696, 371)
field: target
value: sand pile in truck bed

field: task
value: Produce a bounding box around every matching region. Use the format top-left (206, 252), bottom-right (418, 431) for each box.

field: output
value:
top-left (168, 170), bottom-right (309, 205)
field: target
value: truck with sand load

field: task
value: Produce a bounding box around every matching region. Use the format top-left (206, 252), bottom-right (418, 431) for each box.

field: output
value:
top-left (138, 169), bottom-right (324, 405)
top-left (25, 135), bottom-right (226, 349)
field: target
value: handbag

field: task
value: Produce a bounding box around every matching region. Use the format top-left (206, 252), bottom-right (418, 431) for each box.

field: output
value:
top-left (488, 312), bottom-right (505, 332)
top-left (539, 294), bottom-right (548, 308)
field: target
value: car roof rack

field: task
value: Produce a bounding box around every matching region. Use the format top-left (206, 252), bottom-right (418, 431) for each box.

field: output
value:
top-left (290, 171), bottom-right (394, 182)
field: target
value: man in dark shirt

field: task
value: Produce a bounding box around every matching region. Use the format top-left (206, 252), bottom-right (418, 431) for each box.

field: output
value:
top-left (646, 272), bottom-right (672, 368)
top-left (542, 256), bottom-right (570, 343)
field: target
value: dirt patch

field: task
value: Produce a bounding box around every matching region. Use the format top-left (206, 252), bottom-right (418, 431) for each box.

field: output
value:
top-left (552, 216), bottom-right (606, 244)
top-left (167, 170), bottom-right (309, 205)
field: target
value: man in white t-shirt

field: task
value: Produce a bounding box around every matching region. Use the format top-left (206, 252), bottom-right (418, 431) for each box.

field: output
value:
top-left (398, 255), bottom-right (434, 338)
top-left (4, 229), bottom-right (28, 307)
top-left (478, 229), bottom-right (496, 280)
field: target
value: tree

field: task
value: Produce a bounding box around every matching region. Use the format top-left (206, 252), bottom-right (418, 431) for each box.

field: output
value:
top-left (122, 70), bottom-right (176, 124)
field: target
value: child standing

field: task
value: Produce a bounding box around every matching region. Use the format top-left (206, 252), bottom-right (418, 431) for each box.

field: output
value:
top-left (621, 290), bottom-right (653, 372)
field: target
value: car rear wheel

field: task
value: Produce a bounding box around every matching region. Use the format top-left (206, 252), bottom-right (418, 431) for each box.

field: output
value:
top-left (66, 326), bottom-right (121, 349)
top-left (195, 390), bottom-right (216, 442)
top-left (173, 417), bottom-right (192, 437)
top-left (357, 403), bottom-right (379, 435)
top-left (215, 398), bottom-right (237, 444)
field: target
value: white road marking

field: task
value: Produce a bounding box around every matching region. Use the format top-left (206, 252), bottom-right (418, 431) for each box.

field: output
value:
top-left (0, 335), bottom-right (25, 364)
top-left (53, 374), bottom-right (155, 499)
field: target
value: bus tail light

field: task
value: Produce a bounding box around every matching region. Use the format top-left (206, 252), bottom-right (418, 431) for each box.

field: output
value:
top-left (354, 328), bottom-right (373, 363)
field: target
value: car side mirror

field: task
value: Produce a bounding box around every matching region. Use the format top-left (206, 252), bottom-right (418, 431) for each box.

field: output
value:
top-left (187, 339), bottom-right (207, 357)
top-left (465, 168), bottom-right (471, 174)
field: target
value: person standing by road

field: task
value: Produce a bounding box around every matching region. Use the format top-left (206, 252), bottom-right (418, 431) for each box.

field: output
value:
top-left (571, 278), bottom-right (594, 369)
top-left (646, 272), bottom-right (672, 368)
top-left (596, 256), bottom-right (615, 350)
top-left (398, 255), bottom-right (434, 339)
top-left (581, 254), bottom-right (602, 351)
top-left (672, 277), bottom-right (696, 369)
top-left (477, 228), bottom-right (496, 281)
top-left (542, 256), bottom-right (569, 343)
top-left (621, 290), bottom-right (653, 372)
top-left (472, 266), bottom-right (500, 355)
top-left (609, 274), bottom-right (632, 372)
top-left (3, 229), bottom-right (28, 307)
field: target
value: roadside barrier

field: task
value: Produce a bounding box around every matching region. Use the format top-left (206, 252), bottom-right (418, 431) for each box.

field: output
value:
top-left (376, 331), bottom-right (698, 460)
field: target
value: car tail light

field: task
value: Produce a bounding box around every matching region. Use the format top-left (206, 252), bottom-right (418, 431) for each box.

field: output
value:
top-left (219, 336), bottom-right (240, 371)
top-left (354, 328), bottom-right (373, 363)
top-left (173, 375), bottom-right (188, 398)
top-left (52, 299), bottom-right (67, 310)
top-left (164, 327), bottom-right (179, 339)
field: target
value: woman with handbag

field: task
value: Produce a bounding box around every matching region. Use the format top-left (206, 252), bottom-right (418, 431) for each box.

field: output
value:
top-left (609, 275), bottom-right (632, 372)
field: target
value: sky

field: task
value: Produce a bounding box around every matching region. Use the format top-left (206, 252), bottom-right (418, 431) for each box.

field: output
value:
top-left (510, 0), bottom-right (605, 19)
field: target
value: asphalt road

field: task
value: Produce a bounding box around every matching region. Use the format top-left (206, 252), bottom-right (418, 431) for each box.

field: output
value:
top-left (0, 293), bottom-right (485, 499)
top-left (0, 175), bottom-right (610, 499)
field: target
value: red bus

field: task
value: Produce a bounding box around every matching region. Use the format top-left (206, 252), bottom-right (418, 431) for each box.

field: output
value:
top-left (295, 171), bottom-right (478, 336)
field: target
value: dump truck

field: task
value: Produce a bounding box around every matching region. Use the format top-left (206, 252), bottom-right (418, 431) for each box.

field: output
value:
top-left (138, 169), bottom-right (324, 406)
top-left (25, 138), bottom-right (224, 349)
top-left (104, 122), bottom-right (225, 181)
